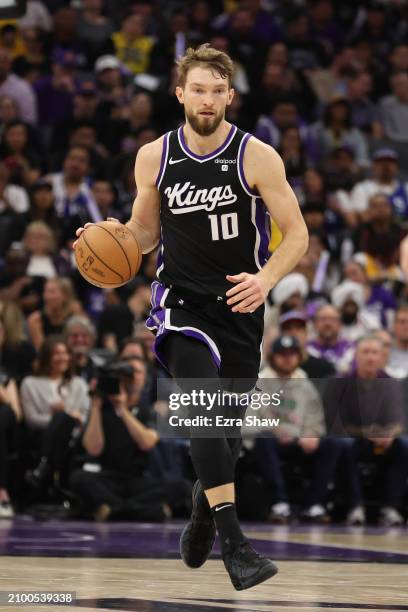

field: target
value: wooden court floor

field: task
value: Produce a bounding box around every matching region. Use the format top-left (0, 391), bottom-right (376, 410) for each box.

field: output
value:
top-left (0, 519), bottom-right (407, 611)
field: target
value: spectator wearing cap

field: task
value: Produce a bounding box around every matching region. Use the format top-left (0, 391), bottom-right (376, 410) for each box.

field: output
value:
top-left (94, 54), bottom-right (126, 104)
top-left (349, 149), bottom-right (408, 219)
top-left (255, 335), bottom-right (341, 523)
top-left (352, 193), bottom-right (406, 282)
top-left (0, 48), bottom-right (37, 123)
top-left (111, 13), bottom-right (155, 75)
top-left (379, 71), bottom-right (408, 144)
top-left (34, 48), bottom-right (79, 126)
top-left (343, 260), bottom-right (396, 329)
top-left (279, 310), bottom-right (335, 378)
top-left (49, 145), bottom-right (102, 245)
top-left (308, 304), bottom-right (355, 373)
top-left (331, 280), bottom-right (380, 342)
top-left (325, 336), bottom-right (408, 526)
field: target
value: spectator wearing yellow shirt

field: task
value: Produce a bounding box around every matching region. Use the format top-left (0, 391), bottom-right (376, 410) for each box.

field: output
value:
top-left (0, 24), bottom-right (25, 60)
top-left (111, 13), bottom-right (154, 75)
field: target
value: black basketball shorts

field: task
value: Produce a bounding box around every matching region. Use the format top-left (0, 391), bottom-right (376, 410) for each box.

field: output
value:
top-left (146, 280), bottom-right (264, 383)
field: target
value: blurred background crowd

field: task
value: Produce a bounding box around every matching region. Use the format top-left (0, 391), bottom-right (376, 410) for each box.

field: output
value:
top-left (0, 0), bottom-right (407, 527)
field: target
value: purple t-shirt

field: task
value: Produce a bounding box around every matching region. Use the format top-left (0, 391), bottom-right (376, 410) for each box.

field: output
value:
top-left (34, 76), bottom-right (75, 125)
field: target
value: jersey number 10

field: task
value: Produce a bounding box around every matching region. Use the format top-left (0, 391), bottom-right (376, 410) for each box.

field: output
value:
top-left (208, 213), bottom-right (239, 241)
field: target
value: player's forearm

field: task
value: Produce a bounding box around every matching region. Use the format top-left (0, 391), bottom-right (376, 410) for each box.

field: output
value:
top-left (126, 217), bottom-right (160, 254)
top-left (258, 226), bottom-right (309, 290)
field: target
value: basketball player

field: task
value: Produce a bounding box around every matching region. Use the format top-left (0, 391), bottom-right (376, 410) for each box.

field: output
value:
top-left (75, 44), bottom-right (308, 590)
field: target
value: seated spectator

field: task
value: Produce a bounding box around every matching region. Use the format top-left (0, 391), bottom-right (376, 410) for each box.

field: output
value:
top-left (0, 370), bottom-right (21, 517)
top-left (373, 329), bottom-right (406, 379)
top-left (111, 13), bottom-right (155, 75)
top-left (308, 0), bottom-right (344, 60)
top-left (0, 162), bottom-right (28, 255)
top-left (22, 221), bottom-right (70, 281)
top-left (343, 260), bottom-right (397, 329)
top-left (0, 300), bottom-right (35, 382)
top-left (21, 335), bottom-right (90, 489)
top-left (266, 272), bottom-right (309, 331)
top-left (0, 95), bottom-right (20, 134)
top-left (0, 24), bottom-right (26, 61)
top-left (91, 179), bottom-right (118, 219)
top-left (311, 98), bottom-right (369, 169)
top-left (331, 280), bottom-right (380, 342)
top-left (76, 0), bottom-right (115, 69)
top-left (0, 243), bottom-right (42, 316)
top-left (256, 335), bottom-right (341, 523)
top-left (326, 146), bottom-right (366, 228)
top-left (27, 277), bottom-right (81, 350)
top-left (94, 54), bottom-right (130, 109)
top-left (350, 149), bottom-right (408, 220)
top-left (308, 304), bottom-right (355, 372)
top-left (97, 277), bottom-right (151, 352)
top-left (378, 71), bottom-right (408, 144)
top-left (0, 47), bottom-right (37, 123)
top-left (254, 98), bottom-right (313, 158)
top-left (64, 315), bottom-right (98, 382)
top-left (49, 145), bottom-right (102, 245)
top-left (279, 310), bottom-right (335, 378)
top-left (0, 120), bottom-right (42, 187)
top-left (12, 27), bottom-right (50, 84)
top-left (34, 49), bottom-right (79, 127)
top-left (69, 353), bottom-right (189, 521)
top-left (346, 71), bottom-right (379, 134)
top-left (18, 0), bottom-right (52, 32)
top-left (17, 178), bottom-right (60, 243)
top-left (279, 126), bottom-right (308, 189)
top-left (388, 305), bottom-right (408, 376)
top-left (352, 193), bottom-right (406, 282)
top-left (325, 336), bottom-right (408, 526)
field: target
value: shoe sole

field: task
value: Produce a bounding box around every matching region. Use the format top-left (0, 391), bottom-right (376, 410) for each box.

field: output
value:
top-left (233, 563), bottom-right (279, 591)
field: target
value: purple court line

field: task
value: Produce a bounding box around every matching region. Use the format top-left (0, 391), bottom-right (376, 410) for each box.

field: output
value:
top-left (190, 600), bottom-right (408, 611)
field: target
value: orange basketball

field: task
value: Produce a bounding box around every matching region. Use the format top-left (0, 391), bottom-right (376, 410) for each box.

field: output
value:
top-left (75, 221), bottom-right (142, 289)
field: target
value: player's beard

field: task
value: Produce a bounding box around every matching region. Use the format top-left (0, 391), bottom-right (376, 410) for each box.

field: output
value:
top-left (185, 108), bottom-right (224, 136)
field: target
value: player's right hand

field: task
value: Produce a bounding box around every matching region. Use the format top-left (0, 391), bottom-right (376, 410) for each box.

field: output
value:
top-left (72, 218), bottom-right (120, 249)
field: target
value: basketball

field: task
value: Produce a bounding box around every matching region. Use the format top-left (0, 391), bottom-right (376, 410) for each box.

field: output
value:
top-left (74, 221), bottom-right (142, 289)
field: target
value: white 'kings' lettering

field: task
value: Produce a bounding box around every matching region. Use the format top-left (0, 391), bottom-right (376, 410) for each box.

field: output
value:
top-left (164, 182), bottom-right (237, 214)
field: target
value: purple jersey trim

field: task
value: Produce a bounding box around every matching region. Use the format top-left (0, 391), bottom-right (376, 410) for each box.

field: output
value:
top-left (178, 124), bottom-right (237, 161)
top-left (239, 133), bottom-right (259, 197)
top-left (155, 132), bottom-right (169, 187)
top-left (255, 199), bottom-right (271, 267)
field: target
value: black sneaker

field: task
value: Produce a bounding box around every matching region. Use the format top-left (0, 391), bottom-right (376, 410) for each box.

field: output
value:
top-left (222, 539), bottom-right (278, 591)
top-left (180, 480), bottom-right (215, 568)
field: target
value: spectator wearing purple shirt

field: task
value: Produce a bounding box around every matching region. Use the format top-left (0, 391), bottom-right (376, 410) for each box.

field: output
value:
top-left (308, 0), bottom-right (344, 59)
top-left (324, 336), bottom-right (408, 526)
top-left (0, 49), bottom-right (37, 124)
top-left (308, 304), bottom-right (355, 372)
top-left (34, 49), bottom-right (79, 126)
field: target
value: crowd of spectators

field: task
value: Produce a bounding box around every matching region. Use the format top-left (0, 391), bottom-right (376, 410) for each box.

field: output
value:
top-left (0, 0), bottom-right (407, 526)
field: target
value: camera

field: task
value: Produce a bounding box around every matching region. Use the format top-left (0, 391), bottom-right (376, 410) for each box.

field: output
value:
top-left (96, 360), bottom-right (135, 396)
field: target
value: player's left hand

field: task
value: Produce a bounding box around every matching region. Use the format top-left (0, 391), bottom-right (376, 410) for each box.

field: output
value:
top-left (225, 272), bottom-right (270, 313)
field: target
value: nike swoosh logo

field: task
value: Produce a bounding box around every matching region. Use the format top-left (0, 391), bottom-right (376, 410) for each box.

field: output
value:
top-left (169, 157), bottom-right (187, 165)
top-left (215, 504), bottom-right (233, 512)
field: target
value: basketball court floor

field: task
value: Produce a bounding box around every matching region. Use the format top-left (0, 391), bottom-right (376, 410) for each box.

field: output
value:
top-left (0, 519), bottom-right (407, 611)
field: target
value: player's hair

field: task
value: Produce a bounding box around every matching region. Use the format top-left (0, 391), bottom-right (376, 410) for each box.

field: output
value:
top-left (176, 43), bottom-right (234, 88)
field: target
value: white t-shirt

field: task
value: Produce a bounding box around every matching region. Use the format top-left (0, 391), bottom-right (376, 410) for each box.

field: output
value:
top-left (0, 184), bottom-right (29, 214)
top-left (349, 180), bottom-right (398, 212)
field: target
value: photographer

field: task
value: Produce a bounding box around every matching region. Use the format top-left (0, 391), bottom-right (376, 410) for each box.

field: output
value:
top-left (69, 355), bottom-right (190, 521)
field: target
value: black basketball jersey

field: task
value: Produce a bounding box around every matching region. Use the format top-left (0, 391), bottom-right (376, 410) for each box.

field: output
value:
top-left (156, 124), bottom-right (270, 296)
